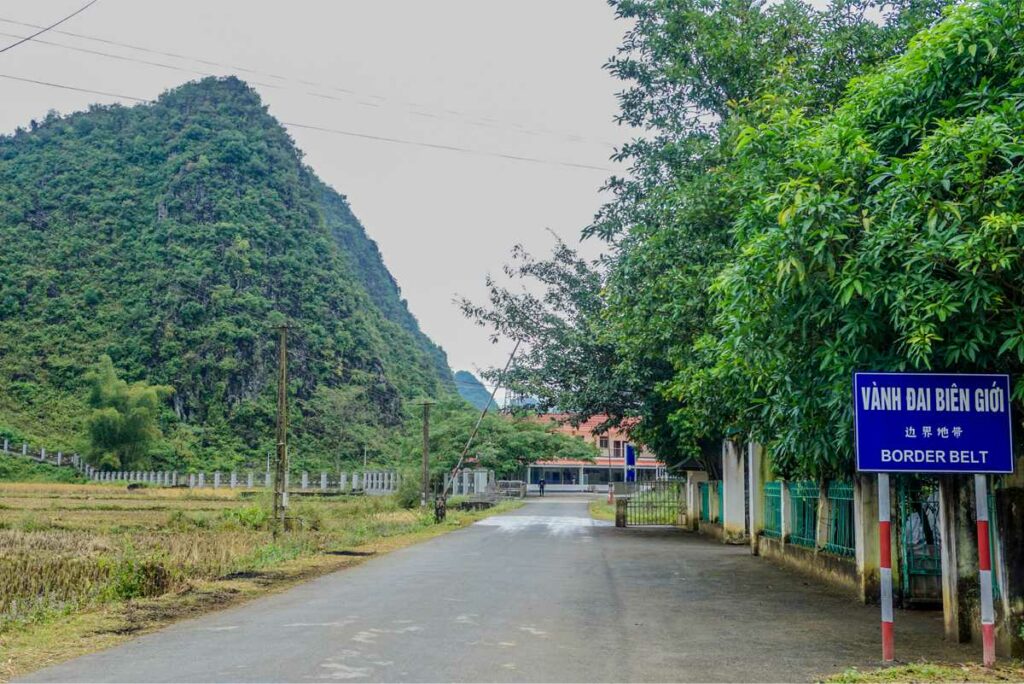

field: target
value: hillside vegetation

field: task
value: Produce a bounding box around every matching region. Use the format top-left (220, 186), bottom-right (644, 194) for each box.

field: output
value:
top-left (0, 77), bottom-right (454, 471)
top-left (454, 370), bottom-right (492, 411)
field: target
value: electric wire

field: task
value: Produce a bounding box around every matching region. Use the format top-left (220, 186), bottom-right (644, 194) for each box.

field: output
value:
top-left (0, 0), bottom-right (99, 54)
top-left (0, 16), bottom-right (618, 147)
top-left (0, 73), bottom-right (616, 172)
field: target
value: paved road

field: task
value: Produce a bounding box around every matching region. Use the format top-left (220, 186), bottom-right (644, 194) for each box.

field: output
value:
top-left (23, 497), bottom-right (969, 682)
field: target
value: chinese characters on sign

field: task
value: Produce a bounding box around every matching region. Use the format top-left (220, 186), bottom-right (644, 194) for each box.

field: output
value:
top-left (854, 373), bottom-right (1014, 474)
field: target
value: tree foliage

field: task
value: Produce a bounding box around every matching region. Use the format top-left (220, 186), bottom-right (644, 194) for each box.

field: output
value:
top-left (712, 0), bottom-right (1024, 476)
top-left (397, 399), bottom-right (599, 479)
top-left (464, 0), bottom-right (949, 471)
top-left (85, 355), bottom-right (173, 469)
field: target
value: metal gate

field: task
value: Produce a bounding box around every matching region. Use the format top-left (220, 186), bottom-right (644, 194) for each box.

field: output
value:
top-left (624, 479), bottom-right (686, 526)
top-left (897, 477), bottom-right (942, 601)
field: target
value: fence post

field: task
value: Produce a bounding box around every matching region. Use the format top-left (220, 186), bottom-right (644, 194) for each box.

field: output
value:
top-left (817, 480), bottom-right (831, 551)
top-left (247, 471), bottom-right (254, 488)
top-left (340, 471), bottom-right (348, 492)
top-left (22, 442), bottom-right (27, 456)
top-left (939, 477), bottom-right (965, 643)
top-left (57, 452), bottom-right (63, 466)
top-left (40, 447), bottom-right (46, 462)
top-left (198, 472), bottom-right (205, 488)
top-left (780, 479), bottom-right (791, 542)
top-left (2, 438), bottom-right (7, 453)
top-left (721, 440), bottom-right (746, 543)
top-left (686, 471), bottom-right (708, 531)
top-left (320, 471), bottom-right (327, 491)
top-left (748, 443), bottom-right (764, 554)
top-left (301, 471), bottom-right (309, 490)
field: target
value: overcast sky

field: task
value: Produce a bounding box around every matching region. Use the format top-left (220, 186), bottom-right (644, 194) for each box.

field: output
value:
top-left (0, 0), bottom-right (629, 381)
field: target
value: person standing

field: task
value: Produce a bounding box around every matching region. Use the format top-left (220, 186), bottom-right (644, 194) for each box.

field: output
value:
top-left (538, 477), bottom-right (546, 497)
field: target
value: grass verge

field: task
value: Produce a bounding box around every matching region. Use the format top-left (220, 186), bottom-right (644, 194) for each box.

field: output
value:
top-left (827, 661), bottom-right (1024, 682)
top-left (589, 498), bottom-right (615, 521)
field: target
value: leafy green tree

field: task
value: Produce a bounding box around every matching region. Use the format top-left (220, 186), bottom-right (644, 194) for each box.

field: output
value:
top-left (591, 0), bottom-right (950, 468)
top-left (398, 399), bottom-right (598, 479)
top-left (711, 0), bottom-right (1024, 477)
top-left (85, 356), bottom-right (173, 469)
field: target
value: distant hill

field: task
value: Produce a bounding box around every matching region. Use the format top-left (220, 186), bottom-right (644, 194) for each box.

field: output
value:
top-left (454, 371), bottom-right (493, 411)
top-left (0, 77), bottom-right (454, 469)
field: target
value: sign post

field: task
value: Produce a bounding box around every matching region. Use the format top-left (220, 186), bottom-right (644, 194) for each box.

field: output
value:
top-left (878, 472), bottom-right (894, 661)
top-left (974, 474), bottom-right (996, 667)
top-left (854, 372), bottom-right (1013, 665)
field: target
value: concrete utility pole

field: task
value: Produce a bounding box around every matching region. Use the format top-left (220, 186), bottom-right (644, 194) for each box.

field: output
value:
top-left (419, 400), bottom-right (433, 507)
top-left (273, 324), bottom-right (290, 528)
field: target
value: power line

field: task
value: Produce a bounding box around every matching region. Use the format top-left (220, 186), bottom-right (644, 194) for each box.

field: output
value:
top-left (0, 72), bottom-right (146, 102)
top-left (283, 121), bottom-right (615, 172)
top-left (0, 0), bottom-right (100, 54)
top-left (0, 16), bottom-right (618, 147)
top-left (0, 72), bottom-right (615, 172)
top-left (0, 30), bottom-right (284, 91)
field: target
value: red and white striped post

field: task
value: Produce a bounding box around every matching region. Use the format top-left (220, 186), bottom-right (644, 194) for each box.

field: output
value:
top-left (974, 474), bottom-right (996, 667)
top-left (879, 473), bottom-right (894, 662)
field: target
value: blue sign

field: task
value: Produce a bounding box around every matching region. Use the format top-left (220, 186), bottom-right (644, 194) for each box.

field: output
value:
top-left (625, 444), bottom-right (636, 482)
top-left (854, 372), bottom-right (1013, 474)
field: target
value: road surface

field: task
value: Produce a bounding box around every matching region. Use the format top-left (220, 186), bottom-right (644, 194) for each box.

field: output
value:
top-left (23, 497), bottom-right (968, 682)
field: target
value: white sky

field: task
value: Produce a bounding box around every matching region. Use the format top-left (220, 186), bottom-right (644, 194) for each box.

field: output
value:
top-left (0, 0), bottom-right (629, 379)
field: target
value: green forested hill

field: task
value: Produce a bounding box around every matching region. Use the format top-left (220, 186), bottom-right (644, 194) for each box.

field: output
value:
top-left (454, 370), bottom-right (492, 411)
top-left (0, 77), bottom-right (454, 471)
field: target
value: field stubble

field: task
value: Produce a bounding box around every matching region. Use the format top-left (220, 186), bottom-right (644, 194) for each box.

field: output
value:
top-left (0, 483), bottom-right (457, 632)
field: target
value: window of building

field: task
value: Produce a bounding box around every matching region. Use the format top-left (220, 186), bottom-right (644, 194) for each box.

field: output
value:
top-left (599, 436), bottom-right (609, 449)
top-left (613, 440), bottom-right (623, 458)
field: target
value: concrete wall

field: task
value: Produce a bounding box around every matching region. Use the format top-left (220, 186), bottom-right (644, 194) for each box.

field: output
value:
top-left (721, 440), bottom-right (746, 544)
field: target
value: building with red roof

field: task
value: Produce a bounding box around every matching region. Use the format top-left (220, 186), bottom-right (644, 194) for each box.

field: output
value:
top-left (527, 413), bottom-right (666, 492)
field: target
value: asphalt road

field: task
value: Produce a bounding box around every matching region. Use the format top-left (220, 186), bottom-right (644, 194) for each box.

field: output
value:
top-left (23, 497), bottom-right (969, 683)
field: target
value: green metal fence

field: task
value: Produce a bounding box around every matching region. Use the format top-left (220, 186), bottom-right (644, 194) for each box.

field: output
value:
top-left (824, 481), bottom-right (855, 556)
top-left (698, 481), bottom-right (710, 522)
top-left (714, 481), bottom-right (723, 524)
top-left (787, 481), bottom-right (818, 548)
top-left (763, 481), bottom-right (782, 538)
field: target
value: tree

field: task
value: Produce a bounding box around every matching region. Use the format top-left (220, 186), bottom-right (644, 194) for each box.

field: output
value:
top-left (398, 399), bottom-right (599, 479)
top-left (589, 0), bottom-right (952, 469)
top-left (712, 0), bottom-right (1024, 477)
top-left (459, 237), bottom-right (637, 431)
top-left (85, 356), bottom-right (173, 469)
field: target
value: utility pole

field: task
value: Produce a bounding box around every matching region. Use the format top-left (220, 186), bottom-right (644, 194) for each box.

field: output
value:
top-left (419, 400), bottom-right (433, 507)
top-left (273, 324), bottom-right (290, 528)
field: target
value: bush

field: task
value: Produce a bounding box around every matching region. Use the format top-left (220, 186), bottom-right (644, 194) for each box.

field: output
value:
top-left (220, 505), bottom-right (269, 530)
top-left (395, 470), bottom-right (421, 509)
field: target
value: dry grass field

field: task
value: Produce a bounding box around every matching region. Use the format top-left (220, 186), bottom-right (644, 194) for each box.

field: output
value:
top-left (0, 481), bottom-right (519, 679)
